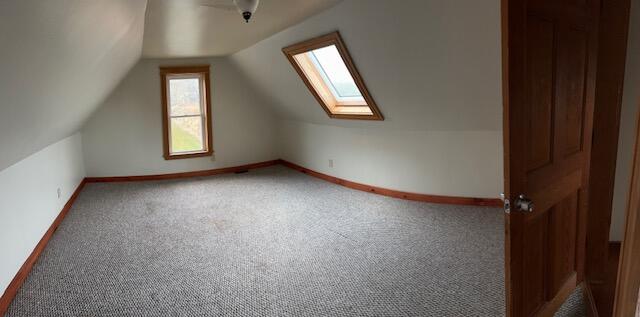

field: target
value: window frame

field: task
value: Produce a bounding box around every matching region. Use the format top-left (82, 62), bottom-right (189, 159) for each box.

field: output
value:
top-left (282, 31), bottom-right (384, 121)
top-left (160, 65), bottom-right (213, 160)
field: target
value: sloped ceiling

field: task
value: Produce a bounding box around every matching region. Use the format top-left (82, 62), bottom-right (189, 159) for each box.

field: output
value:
top-left (0, 0), bottom-right (501, 171)
top-left (0, 0), bottom-right (148, 171)
top-left (229, 0), bottom-right (503, 131)
top-left (142, 0), bottom-right (342, 57)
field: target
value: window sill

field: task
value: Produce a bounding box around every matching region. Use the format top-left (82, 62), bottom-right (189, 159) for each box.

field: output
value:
top-left (164, 150), bottom-right (213, 160)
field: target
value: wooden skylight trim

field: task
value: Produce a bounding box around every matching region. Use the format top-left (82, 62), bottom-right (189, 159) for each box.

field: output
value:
top-left (282, 31), bottom-right (384, 120)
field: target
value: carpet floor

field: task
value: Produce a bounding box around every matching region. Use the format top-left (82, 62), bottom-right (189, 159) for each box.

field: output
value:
top-left (6, 165), bottom-right (583, 316)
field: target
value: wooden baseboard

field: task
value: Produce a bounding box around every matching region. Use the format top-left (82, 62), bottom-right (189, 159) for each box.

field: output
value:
top-left (279, 160), bottom-right (503, 207)
top-left (85, 160), bottom-right (280, 183)
top-left (0, 159), bottom-right (501, 314)
top-left (0, 179), bottom-right (86, 315)
top-left (85, 159), bottom-right (502, 207)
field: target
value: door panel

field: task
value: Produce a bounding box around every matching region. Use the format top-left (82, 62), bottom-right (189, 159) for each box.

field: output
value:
top-left (556, 27), bottom-right (588, 157)
top-left (522, 212), bottom-right (548, 314)
top-left (503, 0), bottom-right (600, 315)
top-left (526, 17), bottom-right (554, 171)
top-left (548, 193), bottom-right (578, 296)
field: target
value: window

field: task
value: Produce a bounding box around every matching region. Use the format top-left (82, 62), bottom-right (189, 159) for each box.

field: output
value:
top-left (283, 31), bottom-right (383, 120)
top-left (160, 66), bottom-right (213, 160)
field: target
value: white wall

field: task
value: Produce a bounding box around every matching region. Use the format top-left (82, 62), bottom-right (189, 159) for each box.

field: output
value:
top-left (84, 0), bottom-right (504, 198)
top-left (230, 0), bottom-right (503, 131)
top-left (279, 120), bottom-right (503, 198)
top-left (610, 0), bottom-right (640, 241)
top-left (0, 133), bottom-right (86, 295)
top-left (81, 58), bottom-right (278, 177)
top-left (231, 0), bottom-right (504, 199)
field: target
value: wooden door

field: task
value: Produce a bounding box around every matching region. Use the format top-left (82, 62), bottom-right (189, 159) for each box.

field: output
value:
top-left (502, 0), bottom-right (601, 315)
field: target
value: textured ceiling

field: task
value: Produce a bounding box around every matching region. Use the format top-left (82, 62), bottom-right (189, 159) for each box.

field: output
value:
top-left (0, 0), bottom-right (148, 171)
top-left (142, 0), bottom-right (342, 57)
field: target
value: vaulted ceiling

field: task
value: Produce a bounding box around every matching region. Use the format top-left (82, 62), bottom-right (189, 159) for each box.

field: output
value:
top-left (0, 0), bottom-right (341, 171)
top-left (142, 0), bottom-right (342, 57)
top-left (0, 0), bottom-right (502, 171)
top-left (0, 0), bottom-right (148, 171)
top-left (229, 0), bottom-right (502, 131)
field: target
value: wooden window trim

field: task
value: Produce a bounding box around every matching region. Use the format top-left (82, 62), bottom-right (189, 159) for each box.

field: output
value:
top-left (282, 31), bottom-right (384, 121)
top-left (160, 65), bottom-right (213, 160)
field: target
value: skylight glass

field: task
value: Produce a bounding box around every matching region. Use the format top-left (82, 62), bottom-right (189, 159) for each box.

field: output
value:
top-left (307, 45), bottom-right (364, 102)
top-left (283, 31), bottom-right (383, 120)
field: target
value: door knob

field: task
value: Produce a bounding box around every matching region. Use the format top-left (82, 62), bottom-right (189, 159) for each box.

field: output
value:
top-left (515, 194), bottom-right (534, 212)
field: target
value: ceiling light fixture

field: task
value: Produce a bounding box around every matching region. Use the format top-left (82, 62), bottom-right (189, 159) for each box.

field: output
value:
top-left (234, 0), bottom-right (259, 23)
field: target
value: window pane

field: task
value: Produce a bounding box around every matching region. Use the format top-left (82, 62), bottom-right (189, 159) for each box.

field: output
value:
top-left (170, 116), bottom-right (204, 153)
top-left (309, 45), bottom-right (363, 99)
top-left (169, 78), bottom-right (202, 116)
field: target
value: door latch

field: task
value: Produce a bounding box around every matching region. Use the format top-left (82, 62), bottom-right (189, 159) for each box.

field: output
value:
top-left (500, 193), bottom-right (510, 214)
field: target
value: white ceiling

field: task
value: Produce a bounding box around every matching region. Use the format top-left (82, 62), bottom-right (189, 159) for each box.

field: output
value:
top-left (229, 0), bottom-right (503, 131)
top-left (0, 0), bottom-right (148, 171)
top-left (142, 0), bottom-right (342, 57)
top-left (0, 0), bottom-right (342, 172)
top-left (0, 0), bottom-right (501, 173)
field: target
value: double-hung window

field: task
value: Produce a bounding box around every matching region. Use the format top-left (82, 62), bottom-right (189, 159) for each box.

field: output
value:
top-left (160, 66), bottom-right (213, 159)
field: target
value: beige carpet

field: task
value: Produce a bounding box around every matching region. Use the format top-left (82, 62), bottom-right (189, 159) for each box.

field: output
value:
top-left (9, 166), bottom-right (510, 316)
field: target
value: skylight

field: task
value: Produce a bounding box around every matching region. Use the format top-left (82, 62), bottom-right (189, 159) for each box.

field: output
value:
top-left (308, 45), bottom-right (364, 101)
top-left (283, 32), bottom-right (383, 120)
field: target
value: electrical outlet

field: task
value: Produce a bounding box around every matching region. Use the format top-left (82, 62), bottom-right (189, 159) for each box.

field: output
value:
top-left (57, 188), bottom-right (61, 199)
top-left (328, 159), bottom-right (334, 168)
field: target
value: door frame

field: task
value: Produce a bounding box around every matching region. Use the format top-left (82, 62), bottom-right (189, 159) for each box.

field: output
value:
top-left (613, 108), bottom-right (640, 316)
top-left (582, 0), bottom-right (632, 315)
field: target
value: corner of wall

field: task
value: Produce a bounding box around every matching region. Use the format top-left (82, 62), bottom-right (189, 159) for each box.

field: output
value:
top-left (0, 133), bottom-right (86, 295)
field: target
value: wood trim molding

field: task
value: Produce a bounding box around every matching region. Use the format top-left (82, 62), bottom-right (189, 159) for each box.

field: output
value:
top-left (160, 65), bottom-right (213, 160)
top-left (0, 179), bottom-right (87, 315)
top-left (282, 31), bottom-right (384, 121)
top-left (0, 158), bottom-right (502, 314)
top-left (613, 109), bottom-right (640, 317)
top-left (87, 159), bottom-right (501, 206)
top-left (586, 0), bottom-right (631, 290)
top-left (85, 160), bottom-right (280, 183)
top-left (0, 160), bottom-right (277, 313)
top-left (279, 160), bottom-right (502, 207)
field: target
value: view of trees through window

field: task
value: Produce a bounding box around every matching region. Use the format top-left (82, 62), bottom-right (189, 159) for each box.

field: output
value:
top-left (168, 77), bottom-right (204, 153)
